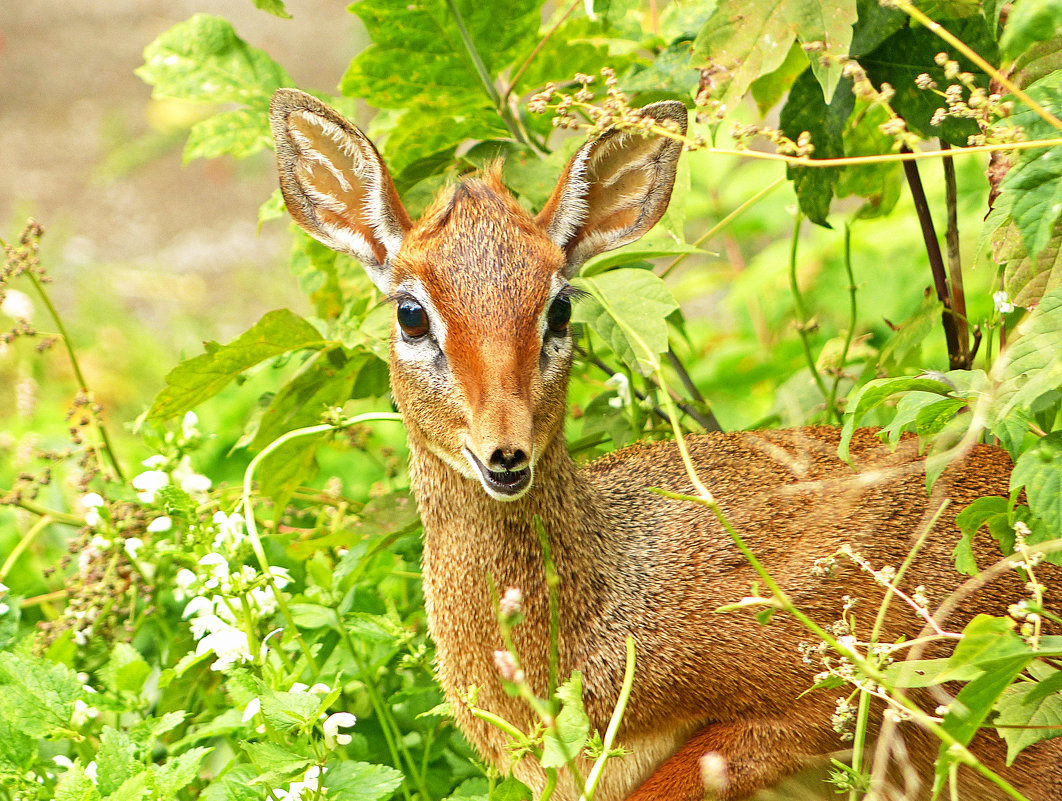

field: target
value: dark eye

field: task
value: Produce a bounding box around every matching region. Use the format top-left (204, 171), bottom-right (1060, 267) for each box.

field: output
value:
top-left (547, 294), bottom-right (571, 335)
top-left (397, 299), bottom-right (429, 339)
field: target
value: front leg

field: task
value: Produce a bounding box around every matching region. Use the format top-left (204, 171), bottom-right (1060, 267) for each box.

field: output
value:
top-left (627, 719), bottom-right (837, 801)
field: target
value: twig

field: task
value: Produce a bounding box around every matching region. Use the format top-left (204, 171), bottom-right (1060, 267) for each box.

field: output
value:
top-left (900, 145), bottom-right (964, 370)
top-left (825, 223), bottom-right (858, 424)
top-left (788, 213), bottom-right (830, 402)
top-left (505, 0), bottom-right (582, 102)
top-left (666, 348), bottom-right (722, 431)
top-left (941, 141), bottom-right (969, 366)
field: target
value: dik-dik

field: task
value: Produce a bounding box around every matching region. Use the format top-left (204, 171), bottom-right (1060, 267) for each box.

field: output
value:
top-left (270, 88), bottom-right (1061, 800)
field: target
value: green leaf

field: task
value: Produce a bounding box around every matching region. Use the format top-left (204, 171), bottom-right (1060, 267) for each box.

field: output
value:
top-left (55, 764), bottom-right (102, 801)
top-left (135, 14), bottom-right (289, 162)
top-left (1011, 431), bottom-right (1062, 537)
top-left (541, 672), bottom-right (591, 768)
top-left (321, 759), bottom-right (405, 801)
top-left (0, 651), bottom-right (83, 739)
top-left (943, 615), bottom-right (1032, 677)
top-left (954, 496), bottom-right (1010, 575)
top-left (995, 677), bottom-right (1062, 763)
top-left (137, 14), bottom-right (288, 103)
top-left (147, 309), bottom-right (327, 422)
top-left (0, 715), bottom-right (36, 773)
top-left (994, 284), bottom-right (1062, 419)
top-left (384, 110), bottom-right (507, 176)
top-left (751, 40), bottom-right (810, 114)
top-left (342, 0), bottom-right (539, 113)
top-left (259, 687), bottom-right (322, 731)
top-left (241, 741), bottom-right (314, 775)
top-left (941, 655), bottom-right (1031, 748)
top-left (201, 765), bottom-right (263, 801)
top-left (289, 602), bottom-right (341, 631)
top-left (253, 0), bottom-right (291, 18)
top-left (839, 376), bottom-right (955, 459)
top-left (885, 658), bottom-right (982, 688)
top-left (1002, 145), bottom-right (1062, 262)
top-left (692, 0), bottom-right (857, 108)
top-left (96, 728), bottom-right (139, 797)
top-left (778, 71), bottom-right (853, 226)
top-left (151, 746), bottom-right (213, 800)
top-left (572, 269), bottom-right (680, 375)
top-left (877, 292), bottom-right (945, 370)
top-left (99, 642), bottom-right (151, 696)
top-left (1000, 0), bottom-right (1062, 61)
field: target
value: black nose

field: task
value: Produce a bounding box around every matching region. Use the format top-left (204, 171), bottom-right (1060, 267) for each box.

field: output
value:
top-left (488, 448), bottom-right (528, 472)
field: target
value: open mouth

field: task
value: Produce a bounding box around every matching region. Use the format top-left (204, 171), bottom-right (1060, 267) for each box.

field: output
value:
top-left (463, 449), bottom-right (532, 500)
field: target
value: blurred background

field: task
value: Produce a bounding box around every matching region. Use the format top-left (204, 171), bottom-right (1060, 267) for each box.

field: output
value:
top-left (1, 0), bottom-right (366, 426)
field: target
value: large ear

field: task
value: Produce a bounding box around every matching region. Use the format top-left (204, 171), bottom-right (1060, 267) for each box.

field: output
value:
top-left (535, 101), bottom-right (687, 276)
top-left (270, 88), bottom-right (412, 293)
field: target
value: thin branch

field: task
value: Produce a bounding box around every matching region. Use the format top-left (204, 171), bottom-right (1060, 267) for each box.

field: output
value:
top-left (900, 145), bottom-right (964, 370)
top-left (505, 0), bottom-right (581, 103)
top-left (941, 141), bottom-right (970, 367)
top-left (824, 223), bottom-right (858, 424)
top-left (666, 348), bottom-right (722, 431)
top-left (788, 213), bottom-right (830, 402)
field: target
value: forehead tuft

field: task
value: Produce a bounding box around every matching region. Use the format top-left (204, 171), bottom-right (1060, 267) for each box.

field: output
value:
top-left (392, 171), bottom-right (565, 322)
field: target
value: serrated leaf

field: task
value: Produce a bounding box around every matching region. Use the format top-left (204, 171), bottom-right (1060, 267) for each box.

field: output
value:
top-left (253, 0), bottom-right (291, 18)
top-left (0, 651), bottom-right (83, 739)
top-left (839, 376), bottom-right (955, 459)
top-left (993, 284), bottom-right (1062, 419)
top-left (0, 715), bottom-right (36, 773)
top-left (995, 677), bottom-right (1062, 763)
top-left (622, 42), bottom-right (700, 95)
top-left (201, 765), bottom-right (263, 801)
top-left (341, 0), bottom-right (539, 113)
top-left (572, 269), bottom-right (679, 375)
top-left (137, 14), bottom-right (288, 105)
top-left (751, 40), bottom-right (809, 114)
top-left (692, 0), bottom-right (857, 108)
top-left (321, 759), bottom-right (405, 801)
top-left (184, 107), bottom-right (274, 162)
top-left (289, 602), bottom-right (341, 631)
top-left (241, 741), bottom-right (313, 775)
top-left (55, 764), bottom-right (102, 801)
top-left (1011, 431), bottom-right (1062, 537)
top-left (999, 0), bottom-right (1062, 61)
top-left (100, 642), bottom-right (151, 696)
top-left (385, 110), bottom-right (507, 176)
top-left (147, 309), bottom-right (327, 422)
top-left (1002, 146), bottom-right (1062, 262)
top-left (259, 688), bottom-right (321, 731)
top-left (96, 728), bottom-right (139, 797)
top-left (151, 746), bottom-right (212, 800)
top-left (541, 672), bottom-right (590, 768)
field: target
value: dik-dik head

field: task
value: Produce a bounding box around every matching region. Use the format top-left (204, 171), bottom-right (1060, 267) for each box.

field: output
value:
top-left (270, 89), bottom-right (685, 501)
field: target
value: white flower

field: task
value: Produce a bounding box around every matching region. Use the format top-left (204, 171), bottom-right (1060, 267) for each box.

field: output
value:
top-left (84, 509), bottom-right (101, 528)
top-left (993, 290), bottom-right (1015, 314)
top-left (0, 583), bottom-right (8, 595)
top-left (605, 372), bottom-right (631, 409)
top-left (1, 289), bottom-right (34, 321)
top-left (81, 493), bottom-right (105, 508)
top-left (242, 697), bottom-right (261, 722)
top-left (307, 683), bottom-right (332, 695)
top-left (323, 712), bottom-right (357, 748)
top-left (141, 455), bottom-right (167, 468)
top-left (196, 625), bottom-right (252, 671)
top-left (52, 755), bottom-right (74, 770)
top-left (123, 537), bottom-right (144, 559)
top-left (73, 626), bottom-right (93, 646)
top-left (198, 553), bottom-right (230, 588)
top-left (290, 682), bottom-right (309, 693)
top-left (132, 470), bottom-right (169, 503)
top-left (175, 568), bottom-right (197, 590)
top-left (175, 456), bottom-right (211, 494)
top-left (146, 516), bottom-right (172, 534)
top-left (190, 614), bottom-right (226, 640)
top-left (182, 411), bottom-right (200, 440)
top-left (84, 761), bottom-right (98, 784)
top-left (71, 699), bottom-right (99, 727)
top-left (183, 595), bottom-right (214, 620)
top-left (213, 511), bottom-right (246, 547)
top-left (270, 566), bottom-right (292, 589)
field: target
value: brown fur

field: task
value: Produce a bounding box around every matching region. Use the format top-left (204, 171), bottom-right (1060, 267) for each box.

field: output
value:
top-left (269, 89), bottom-right (1062, 800)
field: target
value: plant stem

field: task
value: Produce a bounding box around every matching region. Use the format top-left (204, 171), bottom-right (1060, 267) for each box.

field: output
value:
top-left (941, 141), bottom-right (969, 366)
top-left (900, 145), bottom-right (964, 370)
top-left (579, 635), bottom-right (636, 801)
top-left (788, 213), bottom-right (830, 404)
top-left (0, 490), bottom-right (85, 527)
top-left (666, 348), bottom-right (721, 431)
top-left (444, 0), bottom-right (528, 145)
top-left (24, 271), bottom-right (125, 480)
top-left (825, 223), bottom-right (858, 425)
top-left (660, 176), bottom-right (785, 278)
top-left (0, 515), bottom-right (52, 582)
top-left (534, 517), bottom-right (562, 704)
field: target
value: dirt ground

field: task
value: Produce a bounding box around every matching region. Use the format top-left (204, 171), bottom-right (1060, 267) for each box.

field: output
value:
top-left (1, 0), bottom-right (365, 376)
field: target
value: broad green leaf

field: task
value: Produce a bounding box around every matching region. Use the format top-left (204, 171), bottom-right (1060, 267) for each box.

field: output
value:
top-left (253, 0), bottom-right (291, 18)
top-left (385, 110), bottom-right (507, 176)
top-left (259, 686), bottom-right (322, 731)
top-left (993, 284), bottom-right (1062, 419)
top-left (289, 602), bottom-right (341, 631)
top-left (572, 269), bottom-right (680, 375)
top-left (55, 764), bottom-right (102, 801)
top-left (991, 199), bottom-right (1062, 311)
top-left (0, 715), bottom-right (36, 773)
top-left (943, 615), bottom-right (1031, 677)
top-left (1011, 431), bottom-right (1062, 537)
top-left (1002, 146), bottom-right (1062, 262)
top-left (342, 0), bottom-right (539, 113)
top-left (778, 71), bottom-right (853, 226)
top-left (692, 0), bottom-right (857, 108)
top-left (136, 15), bottom-right (289, 162)
top-left (100, 642), bottom-right (151, 696)
top-left (241, 741), bottom-right (314, 775)
top-left (321, 759), bottom-right (405, 801)
top-left (940, 655), bottom-right (1031, 749)
top-left (913, 396), bottom-right (967, 436)
top-left (0, 651), bottom-right (83, 739)
top-left (835, 100), bottom-right (902, 219)
top-left (954, 496), bottom-right (1010, 575)
top-left (751, 40), bottom-right (809, 114)
top-left (885, 658), bottom-right (982, 688)
top-left (995, 677), bottom-right (1062, 763)
top-left (257, 433), bottom-right (323, 514)
top-left (96, 728), bottom-right (139, 797)
top-left (622, 42), bottom-right (700, 95)
top-left (839, 375), bottom-right (955, 459)
top-left (201, 765), bottom-right (262, 801)
top-left (151, 746), bottom-right (213, 800)
top-left (147, 309), bottom-right (327, 422)
top-left (541, 672), bottom-right (591, 768)
top-left (877, 292), bottom-right (944, 370)
top-left (999, 0), bottom-right (1062, 62)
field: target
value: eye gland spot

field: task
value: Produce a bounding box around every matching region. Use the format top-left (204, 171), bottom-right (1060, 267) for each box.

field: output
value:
top-left (397, 299), bottom-right (429, 339)
top-left (547, 295), bottom-right (571, 335)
